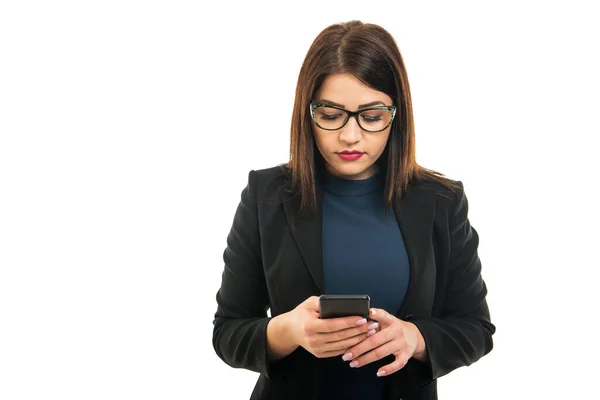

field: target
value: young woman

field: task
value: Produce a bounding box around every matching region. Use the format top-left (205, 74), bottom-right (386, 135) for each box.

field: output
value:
top-left (212, 20), bottom-right (495, 400)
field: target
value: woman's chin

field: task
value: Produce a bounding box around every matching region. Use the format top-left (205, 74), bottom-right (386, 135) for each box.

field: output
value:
top-left (326, 160), bottom-right (375, 180)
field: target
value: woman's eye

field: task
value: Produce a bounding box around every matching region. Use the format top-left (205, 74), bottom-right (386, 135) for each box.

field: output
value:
top-left (361, 114), bottom-right (383, 122)
top-left (321, 113), bottom-right (342, 121)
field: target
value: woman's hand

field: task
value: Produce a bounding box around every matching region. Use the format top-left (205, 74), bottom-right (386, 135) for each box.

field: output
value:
top-left (285, 296), bottom-right (378, 359)
top-left (341, 308), bottom-right (428, 377)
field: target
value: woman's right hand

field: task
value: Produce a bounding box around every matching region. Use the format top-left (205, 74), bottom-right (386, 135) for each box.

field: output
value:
top-left (286, 296), bottom-right (378, 359)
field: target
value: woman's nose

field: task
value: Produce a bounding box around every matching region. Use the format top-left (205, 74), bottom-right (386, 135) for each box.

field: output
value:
top-left (338, 116), bottom-right (362, 143)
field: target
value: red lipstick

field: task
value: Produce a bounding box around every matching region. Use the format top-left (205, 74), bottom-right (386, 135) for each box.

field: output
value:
top-left (337, 150), bottom-right (364, 161)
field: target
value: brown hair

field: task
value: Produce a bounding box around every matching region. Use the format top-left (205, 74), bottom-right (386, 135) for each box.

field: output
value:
top-left (287, 20), bottom-right (461, 213)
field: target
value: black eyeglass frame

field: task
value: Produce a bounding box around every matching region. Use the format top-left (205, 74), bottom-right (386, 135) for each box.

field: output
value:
top-left (309, 102), bottom-right (397, 132)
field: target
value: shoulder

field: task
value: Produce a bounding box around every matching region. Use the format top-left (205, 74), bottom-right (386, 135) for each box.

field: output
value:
top-left (250, 163), bottom-right (290, 184)
top-left (244, 163), bottom-right (291, 204)
top-left (408, 174), bottom-right (467, 216)
top-left (411, 174), bottom-right (463, 199)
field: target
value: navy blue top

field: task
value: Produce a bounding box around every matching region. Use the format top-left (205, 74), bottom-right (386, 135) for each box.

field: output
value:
top-left (317, 171), bottom-right (410, 400)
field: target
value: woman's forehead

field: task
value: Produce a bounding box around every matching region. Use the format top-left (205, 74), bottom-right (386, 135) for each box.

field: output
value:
top-left (315, 73), bottom-right (392, 107)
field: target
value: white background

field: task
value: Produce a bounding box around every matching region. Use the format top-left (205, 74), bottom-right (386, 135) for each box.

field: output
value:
top-left (1, 1), bottom-right (599, 399)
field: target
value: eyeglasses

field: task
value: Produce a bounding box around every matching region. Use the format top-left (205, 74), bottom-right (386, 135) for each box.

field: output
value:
top-left (309, 102), bottom-right (397, 132)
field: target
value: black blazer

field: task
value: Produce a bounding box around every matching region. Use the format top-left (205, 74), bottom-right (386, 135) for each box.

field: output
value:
top-left (213, 165), bottom-right (495, 400)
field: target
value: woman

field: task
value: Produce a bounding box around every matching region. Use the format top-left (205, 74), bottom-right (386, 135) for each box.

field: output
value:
top-left (212, 20), bottom-right (495, 400)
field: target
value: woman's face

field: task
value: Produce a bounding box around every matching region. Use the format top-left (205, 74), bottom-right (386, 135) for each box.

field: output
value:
top-left (311, 73), bottom-right (394, 180)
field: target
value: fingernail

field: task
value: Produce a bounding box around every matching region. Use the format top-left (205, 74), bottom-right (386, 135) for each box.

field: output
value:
top-left (367, 322), bottom-right (378, 330)
top-left (367, 329), bottom-right (376, 337)
top-left (356, 318), bottom-right (367, 326)
top-left (377, 370), bottom-right (386, 377)
top-left (349, 361), bottom-right (359, 368)
top-left (342, 352), bottom-right (353, 361)
top-left (371, 309), bottom-right (377, 316)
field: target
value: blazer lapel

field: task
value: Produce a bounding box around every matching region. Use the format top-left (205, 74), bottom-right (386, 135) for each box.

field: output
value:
top-left (393, 183), bottom-right (437, 318)
top-left (279, 185), bottom-right (324, 293)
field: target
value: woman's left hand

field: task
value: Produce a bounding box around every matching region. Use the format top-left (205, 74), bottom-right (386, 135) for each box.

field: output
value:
top-left (341, 307), bottom-right (428, 377)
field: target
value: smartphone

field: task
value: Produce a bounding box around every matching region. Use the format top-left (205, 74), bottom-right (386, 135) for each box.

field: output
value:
top-left (318, 294), bottom-right (370, 319)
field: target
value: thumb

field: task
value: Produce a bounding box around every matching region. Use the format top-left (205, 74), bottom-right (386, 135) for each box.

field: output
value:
top-left (369, 307), bottom-right (393, 324)
top-left (305, 295), bottom-right (320, 312)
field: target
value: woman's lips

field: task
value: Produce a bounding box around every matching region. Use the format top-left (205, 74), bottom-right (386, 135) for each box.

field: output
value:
top-left (337, 151), bottom-right (364, 161)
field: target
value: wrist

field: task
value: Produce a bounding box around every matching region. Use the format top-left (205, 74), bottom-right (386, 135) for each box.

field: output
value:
top-left (408, 322), bottom-right (428, 362)
top-left (266, 312), bottom-right (298, 361)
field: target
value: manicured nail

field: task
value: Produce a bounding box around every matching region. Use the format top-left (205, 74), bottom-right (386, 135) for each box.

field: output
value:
top-left (342, 352), bottom-right (353, 361)
top-left (377, 370), bottom-right (386, 377)
top-left (371, 309), bottom-right (377, 316)
top-left (356, 318), bottom-right (367, 326)
top-left (367, 329), bottom-right (376, 337)
top-left (349, 361), bottom-right (359, 368)
top-left (367, 322), bottom-right (378, 330)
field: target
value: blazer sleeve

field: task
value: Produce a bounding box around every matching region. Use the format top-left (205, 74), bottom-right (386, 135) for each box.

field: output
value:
top-left (212, 170), bottom-right (274, 377)
top-left (410, 181), bottom-right (496, 383)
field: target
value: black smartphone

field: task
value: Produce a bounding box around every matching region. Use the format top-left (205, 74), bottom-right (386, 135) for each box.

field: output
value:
top-left (318, 294), bottom-right (370, 319)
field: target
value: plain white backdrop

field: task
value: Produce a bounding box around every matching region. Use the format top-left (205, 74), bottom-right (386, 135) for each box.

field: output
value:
top-left (1, 1), bottom-right (599, 399)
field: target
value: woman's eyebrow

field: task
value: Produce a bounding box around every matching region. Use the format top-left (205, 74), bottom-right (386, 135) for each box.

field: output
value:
top-left (318, 99), bottom-right (386, 109)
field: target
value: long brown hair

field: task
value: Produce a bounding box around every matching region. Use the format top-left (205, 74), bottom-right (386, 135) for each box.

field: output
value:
top-left (287, 20), bottom-right (460, 213)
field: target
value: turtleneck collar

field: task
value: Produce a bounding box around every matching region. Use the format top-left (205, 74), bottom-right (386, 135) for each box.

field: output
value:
top-left (322, 170), bottom-right (384, 197)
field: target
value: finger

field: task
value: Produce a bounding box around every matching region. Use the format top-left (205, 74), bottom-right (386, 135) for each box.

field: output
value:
top-left (369, 307), bottom-right (393, 324)
top-left (375, 353), bottom-right (411, 377)
top-left (319, 334), bottom-right (369, 359)
top-left (321, 320), bottom-right (378, 343)
top-left (347, 341), bottom-right (397, 369)
top-left (315, 315), bottom-right (369, 333)
top-left (322, 331), bottom-right (373, 354)
top-left (342, 328), bottom-right (392, 361)
top-left (319, 348), bottom-right (346, 358)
